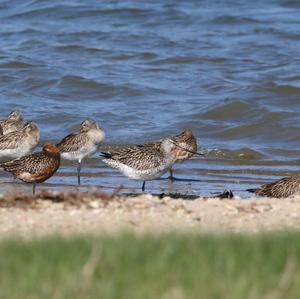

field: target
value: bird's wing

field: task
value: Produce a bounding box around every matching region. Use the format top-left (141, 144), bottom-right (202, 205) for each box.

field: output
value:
top-left (0, 131), bottom-right (23, 150)
top-left (57, 133), bottom-right (87, 152)
top-left (103, 144), bottom-right (162, 170)
top-left (0, 152), bottom-right (50, 173)
top-left (257, 176), bottom-right (300, 198)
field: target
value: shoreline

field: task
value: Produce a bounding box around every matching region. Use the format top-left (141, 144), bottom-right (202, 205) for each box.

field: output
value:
top-left (0, 190), bottom-right (299, 238)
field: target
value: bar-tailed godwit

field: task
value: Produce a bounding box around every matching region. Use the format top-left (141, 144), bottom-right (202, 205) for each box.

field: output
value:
top-left (247, 176), bottom-right (300, 198)
top-left (100, 138), bottom-right (179, 192)
top-left (0, 122), bottom-right (40, 160)
top-left (57, 118), bottom-right (105, 185)
top-left (0, 143), bottom-right (60, 194)
top-left (159, 129), bottom-right (198, 180)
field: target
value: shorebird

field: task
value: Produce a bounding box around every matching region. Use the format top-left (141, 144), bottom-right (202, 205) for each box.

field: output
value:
top-left (0, 122), bottom-right (40, 160)
top-left (172, 129), bottom-right (197, 161)
top-left (147, 129), bottom-right (199, 181)
top-left (57, 118), bottom-right (105, 185)
top-left (167, 129), bottom-right (198, 180)
top-left (247, 176), bottom-right (300, 198)
top-left (0, 111), bottom-right (24, 135)
top-left (100, 138), bottom-right (179, 192)
top-left (0, 143), bottom-right (60, 194)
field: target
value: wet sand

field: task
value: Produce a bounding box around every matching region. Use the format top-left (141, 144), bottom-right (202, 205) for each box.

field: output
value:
top-left (0, 190), bottom-right (299, 238)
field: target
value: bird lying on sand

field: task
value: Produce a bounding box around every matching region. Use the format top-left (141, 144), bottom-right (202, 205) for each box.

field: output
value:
top-left (247, 176), bottom-right (300, 198)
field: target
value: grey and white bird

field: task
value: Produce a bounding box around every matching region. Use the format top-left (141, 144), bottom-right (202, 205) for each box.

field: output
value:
top-left (0, 122), bottom-right (40, 160)
top-left (57, 118), bottom-right (105, 185)
top-left (100, 138), bottom-right (179, 192)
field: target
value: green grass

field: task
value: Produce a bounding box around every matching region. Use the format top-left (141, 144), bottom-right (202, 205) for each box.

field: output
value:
top-left (1, 233), bottom-right (300, 299)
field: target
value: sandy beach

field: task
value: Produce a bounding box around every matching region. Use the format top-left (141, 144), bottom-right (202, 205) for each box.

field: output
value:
top-left (0, 190), bottom-right (299, 238)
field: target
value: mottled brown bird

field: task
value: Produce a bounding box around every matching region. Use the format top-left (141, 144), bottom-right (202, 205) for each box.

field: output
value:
top-left (0, 122), bottom-right (40, 160)
top-left (57, 119), bottom-right (105, 185)
top-left (150, 129), bottom-right (199, 180)
top-left (247, 176), bottom-right (300, 198)
top-left (100, 138), bottom-right (178, 192)
top-left (169, 129), bottom-right (198, 180)
top-left (0, 143), bottom-right (60, 194)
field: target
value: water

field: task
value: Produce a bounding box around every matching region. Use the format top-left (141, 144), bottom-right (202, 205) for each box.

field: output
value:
top-left (0, 0), bottom-right (300, 197)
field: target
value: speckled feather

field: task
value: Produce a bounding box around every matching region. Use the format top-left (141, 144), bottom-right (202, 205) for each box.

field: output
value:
top-left (146, 129), bottom-right (197, 162)
top-left (0, 121), bottom-right (23, 135)
top-left (0, 149), bottom-right (60, 183)
top-left (0, 111), bottom-right (24, 135)
top-left (0, 131), bottom-right (25, 150)
top-left (0, 127), bottom-right (38, 150)
top-left (103, 130), bottom-right (197, 171)
top-left (57, 133), bottom-right (89, 152)
top-left (172, 129), bottom-right (197, 161)
top-left (56, 119), bottom-right (105, 159)
top-left (103, 144), bottom-right (166, 171)
top-left (248, 176), bottom-right (300, 198)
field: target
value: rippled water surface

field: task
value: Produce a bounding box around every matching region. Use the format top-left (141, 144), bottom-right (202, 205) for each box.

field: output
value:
top-left (0, 0), bottom-right (300, 196)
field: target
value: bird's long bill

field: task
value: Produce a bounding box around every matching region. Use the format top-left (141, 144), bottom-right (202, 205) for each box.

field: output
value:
top-left (172, 141), bottom-right (205, 156)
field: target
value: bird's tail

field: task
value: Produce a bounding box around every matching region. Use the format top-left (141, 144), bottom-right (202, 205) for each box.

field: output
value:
top-left (0, 159), bottom-right (21, 172)
top-left (0, 160), bottom-right (9, 168)
top-left (99, 151), bottom-right (112, 159)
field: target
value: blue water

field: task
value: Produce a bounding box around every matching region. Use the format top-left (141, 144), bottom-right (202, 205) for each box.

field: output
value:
top-left (0, 0), bottom-right (300, 196)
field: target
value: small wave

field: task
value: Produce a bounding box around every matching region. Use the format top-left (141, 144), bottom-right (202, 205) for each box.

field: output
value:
top-left (21, 77), bottom-right (56, 92)
top-left (255, 26), bottom-right (300, 41)
top-left (8, 5), bottom-right (153, 20)
top-left (0, 60), bottom-right (34, 69)
top-left (54, 75), bottom-right (144, 97)
top-left (213, 15), bottom-right (260, 25)
top-left (205, 148), bottom-right (264, 161)
top-left (212, 120), bottom-right (300, 143)
top-left (19, 39), bottom-right (48, 48)
top-left (6, 5), bottom-right (73, 19)
top-left (279, 0), bottom-right (300, 8)
top-left (57, 75), bottom-right (115, 92)
top-left (152, 56), bottom-right (200, 65)
top-left (254, 27), bottom-right (280, 35)
top-left (86, 7), bottom-right (153, 17)
top-left (197, 99), bottom-right (299, 143)
top-left (265, 82), bottom-right (300, 95)
top-left (54, 45), bottom-right (110, 55)
top-left (137, 52), bottom-right (158, 60)
top-left (111, 51), bottom-right (158, 61)
top-left (200, 100), bottom-right (258, 121)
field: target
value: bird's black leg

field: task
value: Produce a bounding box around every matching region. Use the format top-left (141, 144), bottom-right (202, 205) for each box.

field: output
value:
top-left (33, 182), bottom-right (36, 195)
top-left (77, 161), bottom-right (81, 185)
top-left (142, 181), bottom-right (146, 193)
